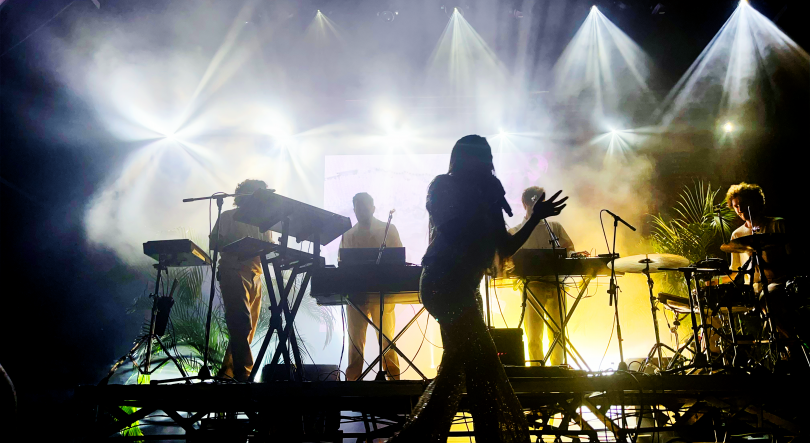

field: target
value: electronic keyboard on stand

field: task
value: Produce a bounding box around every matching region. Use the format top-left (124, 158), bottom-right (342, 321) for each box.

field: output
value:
top-left (232, 190), bottom-right (350, 382)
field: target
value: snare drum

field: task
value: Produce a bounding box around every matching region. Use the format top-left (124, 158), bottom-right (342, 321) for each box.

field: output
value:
top-left (702, 283), bottom-right (756, 314)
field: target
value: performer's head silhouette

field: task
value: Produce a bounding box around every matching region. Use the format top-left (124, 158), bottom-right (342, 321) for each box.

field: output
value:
top-left (448, 135), bottom-right (495, 177)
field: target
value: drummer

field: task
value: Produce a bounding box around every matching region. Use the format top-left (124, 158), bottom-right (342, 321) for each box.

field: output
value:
top-left (723, 183), bottom-right (804, 356)
top-left (725, 182), bottom-right (791, 287)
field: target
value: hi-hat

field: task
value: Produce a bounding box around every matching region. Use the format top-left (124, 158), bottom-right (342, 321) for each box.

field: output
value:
top-left (720, 233), bottom-right (788, 254)
top-left (608, 253), bottom-right (690, 274)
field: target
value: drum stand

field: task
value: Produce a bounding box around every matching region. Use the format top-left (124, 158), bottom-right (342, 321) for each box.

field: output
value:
top-left (606, 216), bottom-right (628, 371)
top-left (749, 247), bottom-right (782, 364)
top-left (100, 263), bottom-right (188, 385)
top-left (639, 259), bottom-right (666, 371)
top-left (659, 267), bottom-right (712, 374)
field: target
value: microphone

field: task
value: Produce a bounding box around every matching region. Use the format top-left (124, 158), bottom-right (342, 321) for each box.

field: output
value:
top-left (604, 209), bottom-right (637, 231)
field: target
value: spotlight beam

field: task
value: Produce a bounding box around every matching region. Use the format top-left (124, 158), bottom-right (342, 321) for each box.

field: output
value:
top-left (552, 6), bottom-right (655, 118)
top-left (173, 0), bottom-right (260, 134)
top-left (657, 1), bottom-right (809, 126)
top-left (426, 8), bottom-right (509, 96)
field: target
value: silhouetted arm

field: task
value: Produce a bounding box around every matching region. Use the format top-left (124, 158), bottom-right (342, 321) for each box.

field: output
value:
top-left (500, 191), bottom-right (568, 258)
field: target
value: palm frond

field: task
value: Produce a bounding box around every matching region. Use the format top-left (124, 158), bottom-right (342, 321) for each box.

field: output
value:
top-left (648, 181), bottom-right (735, 300)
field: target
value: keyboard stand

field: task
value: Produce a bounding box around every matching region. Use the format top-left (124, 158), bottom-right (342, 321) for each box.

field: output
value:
top-left (520, 276), bottom-right (593, 370)
top-left (349, 297), bottom-right (428, 381)
top-left (249, 221), bottom-right (321, 383)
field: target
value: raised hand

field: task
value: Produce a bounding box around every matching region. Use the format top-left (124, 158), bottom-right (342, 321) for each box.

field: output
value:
top-left (530, 190), bottom-right (568, 220)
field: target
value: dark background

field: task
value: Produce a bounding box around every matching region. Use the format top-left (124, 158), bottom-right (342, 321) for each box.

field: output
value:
top-left (1, 0), bottom-right (808, 434)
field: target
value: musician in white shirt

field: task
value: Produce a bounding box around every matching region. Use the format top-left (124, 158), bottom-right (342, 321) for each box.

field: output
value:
top-left (340, 193), bottom-right (402, 380)
top-left (508, 186), bottom-right (575, 366)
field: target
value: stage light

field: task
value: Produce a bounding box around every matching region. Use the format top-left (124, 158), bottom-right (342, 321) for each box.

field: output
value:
top-left (427, 4), bottom-right (507, 94)
top-left (379, 110), bottom-right (397, 132)
top-left (498, 128), bottom-right (506, 136)
top-left (271, 124), bottom-right (292, 140)
top-left (552, 4), bottom-right (654, 120)
top-left (723, 122), bottom-right (734, 133)
top-left (658, 0), bottom-right (809, 126)
top-left (264, 112), bottom-right (293, 141)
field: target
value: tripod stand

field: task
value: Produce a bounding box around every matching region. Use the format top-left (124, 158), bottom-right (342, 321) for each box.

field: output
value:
top-left (639, 258), bottom-right (668, 372)
top-left (101, 263), bottom-right (187, 385)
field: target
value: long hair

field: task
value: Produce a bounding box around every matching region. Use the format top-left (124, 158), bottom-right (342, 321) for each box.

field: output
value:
top-left (448, 135), bottom-right (495, 176)
top-left (448, 135), bottom-right (512, 217)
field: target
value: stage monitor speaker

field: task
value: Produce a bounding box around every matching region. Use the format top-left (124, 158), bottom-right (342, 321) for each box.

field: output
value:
top-left (489, 328), bottom-right (525, 366)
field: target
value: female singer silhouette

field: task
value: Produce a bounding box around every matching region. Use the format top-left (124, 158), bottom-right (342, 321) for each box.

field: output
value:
top-left (389, 135), bottom-right (567, 442)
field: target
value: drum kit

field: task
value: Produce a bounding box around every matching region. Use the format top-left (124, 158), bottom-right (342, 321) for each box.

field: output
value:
top-left (609, 233), bottom-right (808, 374)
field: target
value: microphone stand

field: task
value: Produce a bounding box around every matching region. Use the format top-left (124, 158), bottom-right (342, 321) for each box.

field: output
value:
top-left (182, 192), bottom-right (247, 379)
top-left (603, 209), bottom-right (636, 371)
top-left (375, 209), bottom-right (395, 381)
top-left (543, 219), bottom-right (568, 366)
top-left (716, 206), bottom-right (730, 264)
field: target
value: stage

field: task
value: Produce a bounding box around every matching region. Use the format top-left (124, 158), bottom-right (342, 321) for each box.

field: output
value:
top-left (79, 372), bottom-right (804, 442)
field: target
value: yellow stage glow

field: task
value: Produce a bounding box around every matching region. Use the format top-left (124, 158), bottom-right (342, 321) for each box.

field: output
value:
top-left (723, 122), bottom-right (734, 133)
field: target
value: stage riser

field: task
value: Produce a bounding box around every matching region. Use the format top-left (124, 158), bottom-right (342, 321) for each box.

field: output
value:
top-left (78, 375), bottom-right (804, 440)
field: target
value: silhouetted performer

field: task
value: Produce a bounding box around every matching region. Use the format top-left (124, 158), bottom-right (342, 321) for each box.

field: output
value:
top-left (209, 179), bottom-right (273, 381)
top-left (390, 135), bottom-right (567, 442)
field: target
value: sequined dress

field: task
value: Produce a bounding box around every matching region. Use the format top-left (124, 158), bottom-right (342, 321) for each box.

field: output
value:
top-left (390, 174), bottom-right (530, 442)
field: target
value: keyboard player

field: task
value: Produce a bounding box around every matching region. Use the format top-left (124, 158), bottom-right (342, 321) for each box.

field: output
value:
top-left (508, 186), bottom-right (575, 366)
top-left (340, 193), bottom-right (402, 380)
top-left (209, 179), bottom-right (273, 382)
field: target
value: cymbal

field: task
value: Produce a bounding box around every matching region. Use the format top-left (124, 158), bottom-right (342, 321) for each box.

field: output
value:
top-left (720, 233), bottom-right (788, 254)
top-left (608, 253), bottom-right (690, 274)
